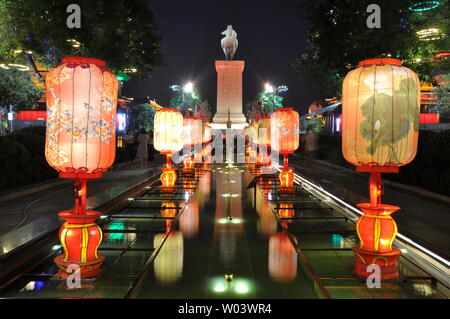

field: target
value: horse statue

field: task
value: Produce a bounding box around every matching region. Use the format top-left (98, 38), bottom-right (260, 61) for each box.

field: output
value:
top-left (221, 25), bottom-right (238, 60)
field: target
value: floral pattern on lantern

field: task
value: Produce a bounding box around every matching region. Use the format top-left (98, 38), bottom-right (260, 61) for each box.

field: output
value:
top-left (270, 108), bottom-right (299, 154)
top-left (45, 56), bottom-right (118, 175)
top-left (342, 58), bottom-right (420, 167)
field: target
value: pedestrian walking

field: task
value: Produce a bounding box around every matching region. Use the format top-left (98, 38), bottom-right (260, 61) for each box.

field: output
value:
top-left (136, 129), bottom-right (149, 168)
top-left (123, 130), bottom-right (135, 165)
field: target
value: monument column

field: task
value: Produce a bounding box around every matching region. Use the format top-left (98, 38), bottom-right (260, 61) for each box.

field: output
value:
top-left (212, 60), bottom-right (247, 129)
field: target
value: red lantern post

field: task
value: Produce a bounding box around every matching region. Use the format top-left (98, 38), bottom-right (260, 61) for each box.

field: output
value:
top-left (45, 56), bottom-right (118, 278)
top-left (342, 58), bottom-right (420, 279)
top-left (270, 108), bottom-right (300, 190)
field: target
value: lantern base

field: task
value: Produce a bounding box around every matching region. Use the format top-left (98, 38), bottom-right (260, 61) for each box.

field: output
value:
top-left (353, 247), bottom-right (401, 280)
top-left (55, 210), bottom-right (105, 279)
top-left (54, 254), bottom-right (105, 279)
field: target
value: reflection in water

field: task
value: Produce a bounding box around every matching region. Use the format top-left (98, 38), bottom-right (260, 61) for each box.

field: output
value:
top-left (20, 281), bottom-right (45, 292)
top-left (255, 190), bottom-right (277, 236)
top-left (214, 165), bottom-right (244, 267)
top-left (268, 232), bottom-right (297, 283)
top-left (179, 200), bottom-right (199, 238)
top-left (104, 222), bottom-right (137, 242)
top-left (153, 232), bottom-right (184, 285)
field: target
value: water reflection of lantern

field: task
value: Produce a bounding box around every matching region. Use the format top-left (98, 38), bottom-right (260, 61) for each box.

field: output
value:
top-left (278, 203), bottom-right (295, 224)
top-left (269, 232), bottom-right (297, 283)
top-left (161, 201), bottom-right (178, 231)
top-left (342, 58), bottom-right (420, 280)
top-left (271, 108), bottom-right (299, 190)
top-left (255, 191), bottom-right (276, 236)
top-left (45, 56), bottom-right (118, 278)
top-left (153, 232), bottom-right (184, 285)
top-left (257, 116), bottom-right (271, 166)
top-left (154, 108), bottom-right (184, 189)
top-left (179, 200), bottom-right (199, 238)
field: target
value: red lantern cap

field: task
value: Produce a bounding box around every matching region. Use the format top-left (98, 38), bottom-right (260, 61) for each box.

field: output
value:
top-left (62, 56), bottom-right (106, 68)
top-left (358, 58), bottom-right (402, 67)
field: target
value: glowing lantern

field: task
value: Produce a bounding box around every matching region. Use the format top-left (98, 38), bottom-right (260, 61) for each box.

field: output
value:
top-left (203, 124), bottom-right (212, 143)
top-left (154, 108), bottom-right (184, 189)
top-left (182, 116), bottom-right (196, 170)
top-left (257, 116), bottom-right (271, 166)
top-left (45, 56), bottom-right (118, 278)
top-left (342, 58), bottom-right (420, 280)
top-left (271, 108), bottom-right (299, 189)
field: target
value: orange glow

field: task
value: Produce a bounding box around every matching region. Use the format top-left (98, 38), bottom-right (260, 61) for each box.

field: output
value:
top-left (270, 108), bottom-right (300, 155)
top-left (160, 168), bottom-right (177, 188)
top-left (342, 58), bottom-right (420, 167)
top-left (45, 57), bottom-right (118, 176)
top-left (154, 108), bottom-right (184, 153)
top-left (279, 169), bottom-right (295, 188)
top-left (269, 232), bottom-right (297, 283)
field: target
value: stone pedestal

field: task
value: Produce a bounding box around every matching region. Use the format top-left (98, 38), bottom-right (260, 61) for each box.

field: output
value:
top-left (212, 61), bottom-right (247, 129)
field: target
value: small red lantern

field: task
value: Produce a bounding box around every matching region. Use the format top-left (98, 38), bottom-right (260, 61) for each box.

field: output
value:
top-left (342, 58), bottom-right (420, 279)
top-left (45, 56), bottom-right (118, 278)
top-left (271, 108), bottom-right (299, 190)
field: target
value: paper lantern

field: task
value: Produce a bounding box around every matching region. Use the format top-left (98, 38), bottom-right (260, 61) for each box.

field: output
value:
top-left (342, 58), bottom-right (420, 280)
top-left (270, 108), bottom-right (299, 155)
top-left (154, 108), bottom-right (183, 153)
top-left (45, 56), bottom-right (118, 278)
top-left (271, 108), bottom-right (299, 189)
top-left (342, 58), bottom-right (420, 168)
top-left (45, 56), bottom-right (118, 178)
top-left (154, 108), bottom-right (183, 189)
top-left (183, 116), bottom-right (196, 147)
top-left (203, 124), bottom-right (212, 143)
top-left (193, 118), bottom-right (203, 145)
top-left (258, 116), bottom-right (271, 146)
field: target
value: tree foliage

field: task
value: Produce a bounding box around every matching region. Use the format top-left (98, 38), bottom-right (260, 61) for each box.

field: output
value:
top-left (256, 91), bottom-right (284, 114)
top-left (429, 73), bottom-right (450, 115)
top-left (0, 0), bottom-right (164, 77)
top-left (169, 88), bottom-right (203, 115)
top-left (0, 68), bottom-right (44, 111)
top-left (129, 103), bottom-right (155, 132)
top-left (295, 0), bottom-right (450, 99)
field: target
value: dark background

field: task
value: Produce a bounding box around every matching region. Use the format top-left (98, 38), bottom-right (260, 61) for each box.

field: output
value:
top-left (122, 0), bottom-right (314, 114)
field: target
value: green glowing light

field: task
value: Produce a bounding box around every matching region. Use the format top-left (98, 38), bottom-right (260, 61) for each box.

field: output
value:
top-left (408, 1), bottom-right (440, 11)
top-left (214, 284), bottom-right (225, 292)
top-left (235, 283), bottom-right (249, 294)
top-left (116, 73), bottom-right (129, 81)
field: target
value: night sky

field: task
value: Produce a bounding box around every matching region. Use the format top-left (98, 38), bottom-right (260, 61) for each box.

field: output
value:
top-left (122, 0), bottom-right (315, 115)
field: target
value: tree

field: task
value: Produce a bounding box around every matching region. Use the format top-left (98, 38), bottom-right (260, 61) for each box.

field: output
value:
top-left (245, 100), bottom-right (263, 124)
top-left (256, 91), bottom-right (284, 114)
top-left (429, 73), bottom-right (450, 115)
top-left (294, 0), bottom-right (450, 99)
top-left (0, 68), bottom-right (44, 112)
top-left (0, 0), bottom-right (164, 77)
top-left (195, 101), bottom-right (212, 123)
top-left (129, 103), bottom-right (155, 132)
top-left (169, 88), bottom-right (203, 115)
